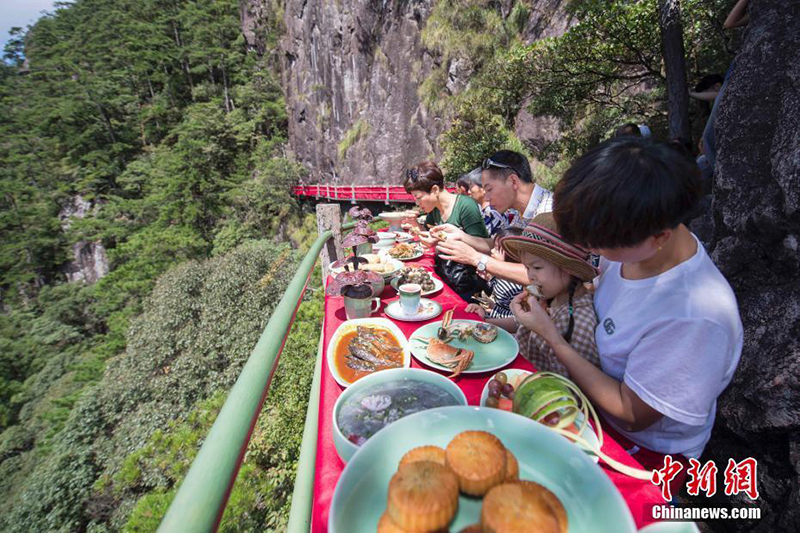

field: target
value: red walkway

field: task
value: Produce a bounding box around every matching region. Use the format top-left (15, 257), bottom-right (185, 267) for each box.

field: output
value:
top-left (293, 185), bottom-right (457, 204)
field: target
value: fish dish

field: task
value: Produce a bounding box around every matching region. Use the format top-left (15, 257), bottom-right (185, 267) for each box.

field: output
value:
top-left (334, 326), bottom-right (405, 384)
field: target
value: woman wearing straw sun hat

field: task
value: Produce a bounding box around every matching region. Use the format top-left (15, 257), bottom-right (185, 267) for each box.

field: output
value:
top-left (499, 212), bottom-right (601, 377)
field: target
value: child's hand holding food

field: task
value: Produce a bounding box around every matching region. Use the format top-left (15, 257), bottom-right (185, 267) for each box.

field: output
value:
top-left (401, 219), bottom-right (421, 232)
top-left (464, 303), bottom-right (486, 319)
top-left (510, 290), bottom-right (557, 340)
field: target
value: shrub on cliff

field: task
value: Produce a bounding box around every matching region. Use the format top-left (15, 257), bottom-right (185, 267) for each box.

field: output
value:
top-left (0, 240), bottom-right (305, 531)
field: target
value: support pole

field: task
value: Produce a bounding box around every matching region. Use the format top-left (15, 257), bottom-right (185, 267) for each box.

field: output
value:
top-left (286, 331), bottom-right (324, 533)
top-left (316, 204), bottom-right (342, 287)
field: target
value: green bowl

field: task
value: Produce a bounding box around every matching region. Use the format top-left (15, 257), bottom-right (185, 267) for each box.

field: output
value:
top-left (329, 406), bottom-right (636, 532)
top-left (332, 368), bottom-right (468, 463)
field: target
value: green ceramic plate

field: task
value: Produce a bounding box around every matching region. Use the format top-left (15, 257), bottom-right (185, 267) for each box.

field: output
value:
top-left (329, 406), bottom-right (636, 532)
top-left (409, 319), bottom-right (519, 374)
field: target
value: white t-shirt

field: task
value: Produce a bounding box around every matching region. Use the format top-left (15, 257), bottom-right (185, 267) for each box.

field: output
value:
top-left (593, 234), bottom-right (743, 458)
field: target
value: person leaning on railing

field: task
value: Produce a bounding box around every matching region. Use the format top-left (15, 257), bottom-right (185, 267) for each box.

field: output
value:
top-left (430, 150), bottom-right (553, 287)
top-left (402, 161), bottom-right (489, 302)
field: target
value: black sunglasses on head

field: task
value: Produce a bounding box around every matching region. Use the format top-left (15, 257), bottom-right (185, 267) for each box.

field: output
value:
top-left (481, 157), bottom-right (514, 171)
top-left (405, 168), bottom-right (419, 182)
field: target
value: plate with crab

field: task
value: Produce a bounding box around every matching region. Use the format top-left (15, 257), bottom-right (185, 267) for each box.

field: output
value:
top-left (408, 312), bottom-right (519, 377)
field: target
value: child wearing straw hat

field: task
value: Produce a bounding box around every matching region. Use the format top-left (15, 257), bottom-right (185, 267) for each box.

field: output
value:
top-left (514, 137), bottom-right (742, 479)
top-left (499, 212), bottom-right (601, 377)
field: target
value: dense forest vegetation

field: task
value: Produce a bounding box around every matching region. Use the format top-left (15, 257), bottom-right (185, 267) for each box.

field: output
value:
top-left (0, 0), bottom-right (743, 530)
top-left (0, 0), bottom-right (317, 530)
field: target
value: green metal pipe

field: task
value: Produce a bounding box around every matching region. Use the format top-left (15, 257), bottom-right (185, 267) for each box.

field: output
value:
top-left (286, 333), bottom-right (324, 533)
top-left (157, 213), bottom-right (385, 532)
top-left (158, 230), bottom-right (332, 533)
top-left (342, 214), bottom-right (382, 231)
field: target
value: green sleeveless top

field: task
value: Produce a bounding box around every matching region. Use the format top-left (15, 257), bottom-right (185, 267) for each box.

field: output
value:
top-left (425, 194), bottom-right (489, 238)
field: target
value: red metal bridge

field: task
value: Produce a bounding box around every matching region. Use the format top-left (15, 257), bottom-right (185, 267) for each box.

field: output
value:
top-left (292, 185), bottom-right (456, 204)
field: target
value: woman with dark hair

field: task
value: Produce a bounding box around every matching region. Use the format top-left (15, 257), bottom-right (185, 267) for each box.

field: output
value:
top-left (511, 137), bottom-right (743, 492)
top-left (455, 175), bottom-right (471, 196)
top-left (403, 161), bottom-right (488, 301)
top-left (403, 162), bottom-right (488, 239)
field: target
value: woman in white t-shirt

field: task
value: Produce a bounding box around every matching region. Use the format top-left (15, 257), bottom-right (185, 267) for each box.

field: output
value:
top-left (510, 138), bottom-right (743, 490)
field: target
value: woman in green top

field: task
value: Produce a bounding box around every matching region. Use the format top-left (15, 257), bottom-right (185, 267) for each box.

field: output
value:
top-left (403, 161), bottom-right (488, 301)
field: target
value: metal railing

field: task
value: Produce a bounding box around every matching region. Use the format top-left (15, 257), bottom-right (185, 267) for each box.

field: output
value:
top-left (158, 218), bottom-right (362, 532)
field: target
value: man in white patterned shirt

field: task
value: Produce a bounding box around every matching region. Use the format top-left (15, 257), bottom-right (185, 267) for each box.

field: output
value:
top-left (433, 150), bottom-right (553, 286)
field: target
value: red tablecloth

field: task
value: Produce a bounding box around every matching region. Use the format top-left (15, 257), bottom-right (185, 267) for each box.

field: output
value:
top-left (312, 250), bottom-right (664, 531)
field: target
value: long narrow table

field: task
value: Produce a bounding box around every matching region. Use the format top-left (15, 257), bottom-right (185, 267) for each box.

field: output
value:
top-left (312, 249), bottom-right (664, 531)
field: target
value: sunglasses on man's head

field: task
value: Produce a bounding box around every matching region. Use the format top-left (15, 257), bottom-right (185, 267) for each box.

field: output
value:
top-left (405, 168), bottom-right (419, 181)
top-left (481, 158), bottom-right (514, 171)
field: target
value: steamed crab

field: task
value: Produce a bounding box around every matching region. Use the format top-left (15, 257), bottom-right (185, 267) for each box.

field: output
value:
top-left (416, 337), bottom-right (475, 379)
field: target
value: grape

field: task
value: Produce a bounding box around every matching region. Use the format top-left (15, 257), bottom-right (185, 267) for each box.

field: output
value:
top-left (501, 383), bottom-right (514, 398)
top-left (494, 372), bottom-right (508, 385)
top-left (485, 396), bottom-right (499, 408)
top-left (506, 390), bottom-right (515, 401)
top-left (487, 380), bottom-right (501, 398)
top-left (542, 412), bottom-right (561, 427)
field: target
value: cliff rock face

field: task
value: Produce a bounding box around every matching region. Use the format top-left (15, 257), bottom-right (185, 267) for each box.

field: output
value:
top-left (280, 0), bottom-right (441, 185)
top-left (692, 1), bottom-right (800, 530)
top-left (260, 0), bottom-right (569, 184)
top-left (59, 196), bottom-right (109, 284)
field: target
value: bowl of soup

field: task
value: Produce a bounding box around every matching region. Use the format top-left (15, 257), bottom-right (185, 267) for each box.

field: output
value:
top-left (333, 368), bottom-right (467, 463)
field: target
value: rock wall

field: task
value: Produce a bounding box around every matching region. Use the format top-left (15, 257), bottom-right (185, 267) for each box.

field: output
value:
top-left (692, 0), bottom-right (800, 530)
top-left (58, 196), bottom-right (109, 284)
top-left (279, 0), bottom-right (441, 185)
top-left (246, 0), bottom-right (570, 184)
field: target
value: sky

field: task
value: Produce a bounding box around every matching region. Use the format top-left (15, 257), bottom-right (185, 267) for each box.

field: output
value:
top-left (1, 0), bottom-right (58, 53)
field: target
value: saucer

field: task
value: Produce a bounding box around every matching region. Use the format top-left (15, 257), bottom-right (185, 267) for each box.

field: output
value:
top-left (384, 299), bottom-right (442, 322)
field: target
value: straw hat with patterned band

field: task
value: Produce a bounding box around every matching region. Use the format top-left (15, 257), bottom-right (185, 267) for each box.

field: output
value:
top-left (500, 212), bottom-right (598, 282)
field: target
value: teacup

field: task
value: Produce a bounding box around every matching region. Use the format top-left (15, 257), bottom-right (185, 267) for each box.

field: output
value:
top-left (398, 283), bottom-right (421, 315)
top-left (344, 294), bottom-right (381, 320)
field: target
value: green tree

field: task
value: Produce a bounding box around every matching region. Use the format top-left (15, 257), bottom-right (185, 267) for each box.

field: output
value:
top-left (432, 0), bottom-right (733, 166)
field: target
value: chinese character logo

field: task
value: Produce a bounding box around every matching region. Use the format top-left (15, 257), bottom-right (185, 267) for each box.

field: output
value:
top-left (686, 458), bottom-right (718, 497)
top-left (651, 455), bottom-right (684, 501)
top-left (724, 458), bottom-right (759, 500)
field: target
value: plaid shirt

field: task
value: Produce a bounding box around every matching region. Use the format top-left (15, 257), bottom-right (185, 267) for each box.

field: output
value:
top-left (511, 184), bottom-right (554, 229)
top-left (515, 292), bottom-right (599, 377)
